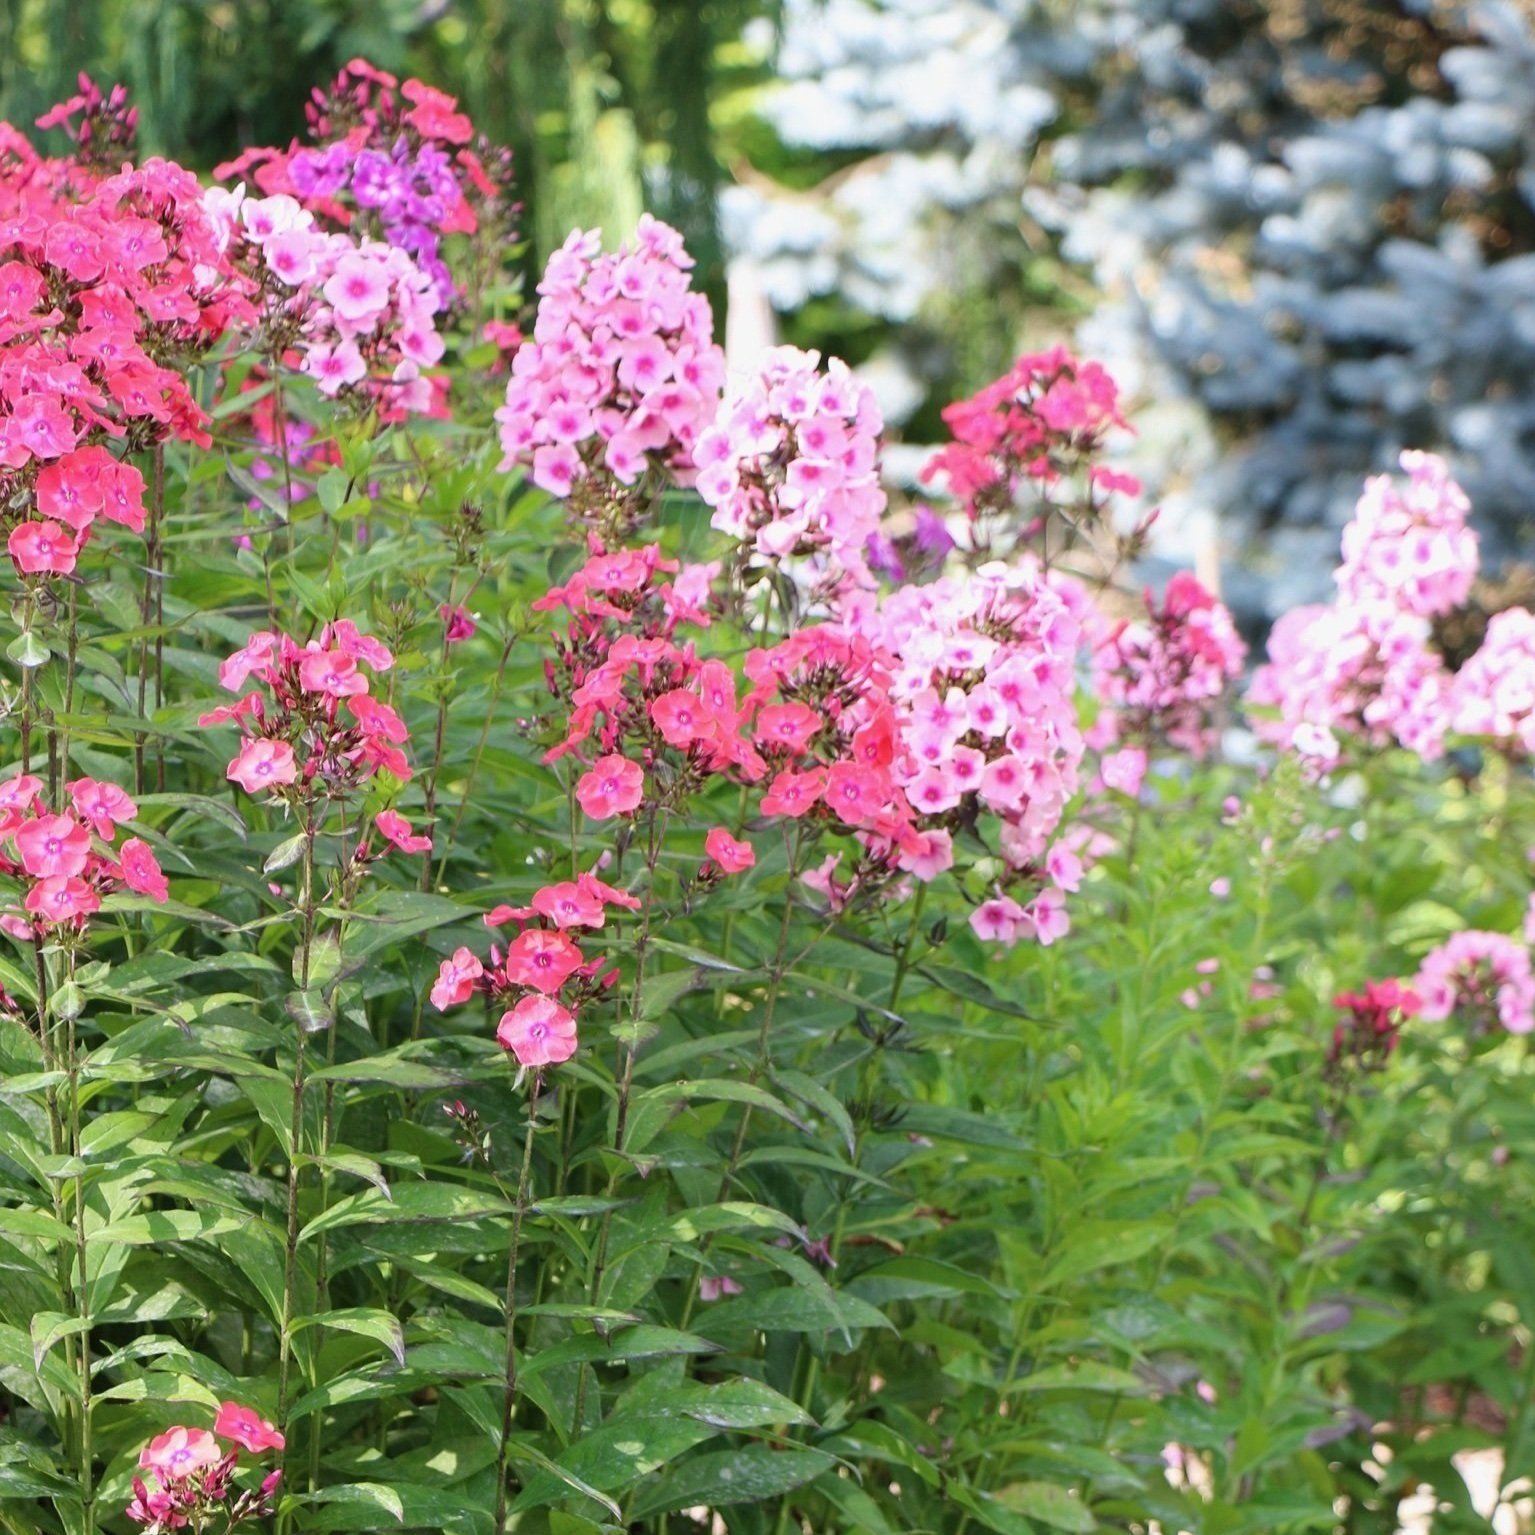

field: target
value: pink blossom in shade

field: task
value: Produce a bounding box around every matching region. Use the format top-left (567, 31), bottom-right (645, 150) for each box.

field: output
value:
top-left (704, 828), bottom-right (755, 874)
top-left (0, 775), bottom-right (42, 815)
top-left (531, 881), bottom-right (607, 929)
top-left (698, 1275), bottom-right (744, 1302)
top-left (1027, 887), bottom-right (1070, 946)
top-left (575, 755), bottom-right (644, 820)
top-left (138, 1426), bottom-right (222, 1480)
top-left (440, 604), bottom-right (476, 644)
top-left (375, 809), bottom-right (432, 855)
top-left (1046, 844), bottom-right (1083, 893)
top-left (8, 520), bottom-right (79, 576)
top-left (227, 739), bottom-right (298, 796)
top-left (15, 815), bottom-right (91, 879)
top-left (1415, 930), bottom-right (1535, 1035)
top-left (118, 839), bottom-right (169, 902)
top-left (497, 993), bottom-right (579, 1069)
top-left (897, 828), bottom-right (954, 882)
top-left (970, 895), bottom-right (1028, 945)
top-left (504, 929), bottom-right (584, 993)
top-left (431, 947), bottom-right (484, 1011)
top-left (25, 876), bottom-right (100, 926)
top-left (299, 649), bottom-right (370, 698)
top-left (67, 777), bottom-right (137, 839)
top-left (1100, 747), bottom-right (1147, 798)
top-left (213, 1401), bottom-right (285, 1454)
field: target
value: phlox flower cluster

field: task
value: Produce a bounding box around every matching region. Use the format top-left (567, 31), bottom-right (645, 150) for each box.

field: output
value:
top-left (430, 873), bottom-right (637, 1070)
top-left (537, 543), bottom-right (758, 802)
top-left (218, 58), bottom-right (516, 309)
top-left (203, 187), bottom-right (445, 411)
top-left (0, 773), bottom-right (167, 933)
top-left (1247, 453), bottom-right (1474, 762)
top-left (1415, 930), bottom-right (1535, 1036)
top-left (1092, 572), bottom-right (1246, 758)
top-left (495, 217), bottom-right (725, 509)
top-left (34, 74), bottom-right (139, 176)
top-left (851, 561), bottom-right (1087, 945)
top-left (0, 154), bottom-right (243, 578)
top-left (920, 346), bottom-right (1141, 543)
top-left (1335, 450), bottom-right (1478, 618)
top-left (694, 345), bottom-right (886, 592)
top-left (127, 1401), bottom-right (282, 1532)
top-left (1328, 978), bottom-right (1419, 1077)
top-left (1449, 607), bottom-right (1535, 757)
top-left (200, 623), bottom-right (426, 833)
top-left (1248, 601), bottom-right (1451, 762)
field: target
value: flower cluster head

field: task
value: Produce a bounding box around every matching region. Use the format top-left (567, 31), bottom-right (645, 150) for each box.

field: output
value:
top-left (0, 152), bottom-right (248, 579)
top-left (35, 74), bottom-right (139, 176)
top-left (1092, 572), bottom-right (1246, 758)
top-left (1450, 606), bottom-right (1535, 757)
top-left (127, 1401), bottom-right (282, 1533)
top-left (496, 217), bottom-right (725, 519)
top-left (1336, 451), bottom-right (1478, 619)
top-left (431, 873), bottom-right (638, 1071)
top-left (536, 542), bottom-right (758, 802)
top-left (217, 58), bottom-right (517, 309)
top-left (849, 560), bottom-right (1086, 945)
top-left (1248, 604), bottom-right (1452, 764)
top-left (0, 773), bottom-right (167, 933)
top-left (1248, 454), bottom-right (1482, 764)
top-left (203, 187), bottom-right (445, 411)
top-left (695, 345), bottom-right (886, 593)
top-left (200, 621), bottom-right (419, 807)
top-left (1329, 978), bottom-right (1419, 1077)
top-left (920, 347), bottom-right (1140, 548)
top-left (1415, 930), bottom-right (1535, 1036)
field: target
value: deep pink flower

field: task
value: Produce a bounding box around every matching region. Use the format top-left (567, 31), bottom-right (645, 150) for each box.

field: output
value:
top-left (375, 809), bottom-right (432, 855)
top-left (118, 839), bottom-right (169, 902)
top-left (504, 929), bottom-right (584, 993)
top-left (704, 827), bottom-right (755, 874)
top-left (575, 755), bottom-right (644, 819)
top-left (213, 1401), bottom-right (285, 1454)
top-left (228, 739), bottom-right (297, 796)
top-left (15, 814), bottom-right (91, 879)
top-left (68, 777), bottom-right (137, 839)
top-left (25, 876), bottom-right (100, 925)
top-left (138, 1426), bottom-right (222, 1480)
top-left (8, 519), bottom-right (79, 576)
top-left (431, 947), bottom-right (484, 1011)
top-left (497, 994), bottom-right (579, 1068)
top-left (440, 604), bottom-right (476, 644)
top-left (531, 880), bottom-right (607, 929)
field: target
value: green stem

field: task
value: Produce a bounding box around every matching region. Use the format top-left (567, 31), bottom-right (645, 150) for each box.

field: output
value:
top-left (494, 1079), bottom-right (541, 1534)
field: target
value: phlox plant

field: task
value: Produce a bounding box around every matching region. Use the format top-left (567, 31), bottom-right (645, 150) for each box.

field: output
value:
top-left (3, 63), bottom-right (1535, 1535)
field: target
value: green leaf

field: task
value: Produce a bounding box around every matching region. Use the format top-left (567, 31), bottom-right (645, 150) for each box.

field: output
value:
top-left (628, 1447), bottom-right (835, 1518)
top-left (291, 1307), bottom-right (405, 1366)
top-left (993, 1482), bottom-right (1098, 1533)
top-left (299, 1183), bottom-right (510, 1243)
top-left (1007, 1363), bottom-right (1147, 1396)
